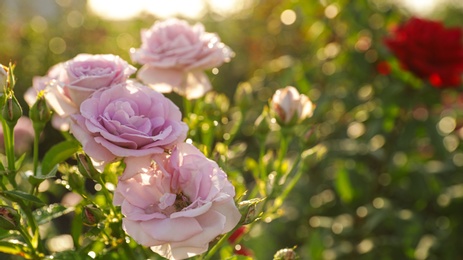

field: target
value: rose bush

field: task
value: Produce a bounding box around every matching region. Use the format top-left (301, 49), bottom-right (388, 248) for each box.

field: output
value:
top-left (130, 18), bottom-right (233, 99)
top-left (113, 143), bottom-right (241, 260)
top-left (384, 17), bottom-right (463, 87)
top-left (70, 80), bottom-right (188, 179)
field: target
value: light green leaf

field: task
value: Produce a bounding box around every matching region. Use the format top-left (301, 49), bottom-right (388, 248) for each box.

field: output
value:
top-left (33, 203), bottom-right (74, 225)
top-left (335, 168), bottom-right (354, 203)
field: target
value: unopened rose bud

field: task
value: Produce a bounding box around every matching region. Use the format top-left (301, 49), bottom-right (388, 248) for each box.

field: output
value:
top-left (82, 205), bottom-right (104, 226)
top-left (2, 96), bottom-right (23, 127)
top-left (234, 82), bottom-right (254, 110)
top-left (238, 198), bottom-right (264, 225)
top-left (0, 206), bottom-right (21, 230)
top-left (270, 86), bottom-right (314, 126)
top-left (29, 94), bottom-right (52, 128)
top-left (273, 247), bottom-right (298, 260)
top-left (77, 153), bottom-right (100, 180)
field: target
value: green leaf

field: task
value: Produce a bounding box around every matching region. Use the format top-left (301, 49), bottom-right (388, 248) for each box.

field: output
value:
top-left (335, 168), bottom-right (354, 203)
top-left (41, 140), bottom-right (80, 176)
top-left (308, 229), bottom-right (324, 259)
top-left (0, 190), bottom-right (45, 206)
top-left (0, 240), bottom-right (32, 258)
top-left (14, 153), bottom-right (27, 171)
top-left (71, 207), bottom-right (83, 249)
top-left (48, 250), bottom-right (85, 260)
top-left (29, 165), bottom-right (58, 186)
top-left (33, 203), bottom-right (74, 225)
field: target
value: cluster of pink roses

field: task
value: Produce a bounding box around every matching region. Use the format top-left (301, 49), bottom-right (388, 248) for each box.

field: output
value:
top-left (24, 18), bottom-right (240, 260)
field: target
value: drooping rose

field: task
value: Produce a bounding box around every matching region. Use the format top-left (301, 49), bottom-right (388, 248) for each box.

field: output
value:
top-left (70, 81), bottom-right (188, 178)
top-left (113, 143), bottom-right (241, 260)
top-left (25, 54), bottom-right (136, 119)
top-left (130, 18), bottom-right (233, 99)
top-left (271, 86), bottom-right (314, 126)
top-left (0, 116), bottom-right (34, 155)
top-left (384, 17), bottom-right (463, 87)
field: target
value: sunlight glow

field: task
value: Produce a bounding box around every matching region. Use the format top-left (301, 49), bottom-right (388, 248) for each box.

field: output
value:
top-left (87, 0), bottom-right (252, 20)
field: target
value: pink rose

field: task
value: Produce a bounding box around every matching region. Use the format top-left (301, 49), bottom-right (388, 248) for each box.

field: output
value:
top-left (70, 81), bottom-right (188, 178)
top-left (113, 143), bottom-right (241, 260)
top-left (271, 86), bottom-right (314, 125)
top-left (131, 18), bottom-right (233, 99)
top-left (27, 54), bottom-right (136, 118)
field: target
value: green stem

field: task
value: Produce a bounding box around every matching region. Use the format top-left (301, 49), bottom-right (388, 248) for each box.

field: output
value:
top-left (203, 232), bottom-right (233, 260)
top-left (17, 227), bottom-right (38, 258)
top-left (269, 155), bottom-right (303, 212)
top-left (2, 120), bottom-right (17, 189)
top-left (32, 127), bottom-right (41, 177)
top-left (97, 176), bottom-right (117, 214)
top-left (249, 137), bottom-right (267, 199)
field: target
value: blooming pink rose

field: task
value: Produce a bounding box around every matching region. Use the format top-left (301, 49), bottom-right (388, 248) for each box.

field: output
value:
top-left (26, 54), bottom-right (136, 118)
top-left (113, 143), bottom-right (241, 260)
top-left (271, 86), bottom-right (314, 125)
top-left (70, 81), bottom-right (188, 178)
top-left (131, 18), bottom-right (233, 99)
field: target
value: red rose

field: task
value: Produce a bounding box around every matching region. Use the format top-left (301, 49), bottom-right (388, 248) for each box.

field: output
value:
top-left (384, 17), bottom-right (463, 88)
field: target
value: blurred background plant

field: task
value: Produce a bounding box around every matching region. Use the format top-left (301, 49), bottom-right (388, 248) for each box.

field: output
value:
top-left (1, 0), bottom-right (463, 259)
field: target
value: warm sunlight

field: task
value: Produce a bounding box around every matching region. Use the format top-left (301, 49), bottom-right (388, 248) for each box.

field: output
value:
top-left (87, 0), bottom-right (251, 20)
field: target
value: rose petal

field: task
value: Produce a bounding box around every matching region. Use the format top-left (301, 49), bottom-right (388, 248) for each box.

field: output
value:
top-left (137, 65), bottom-right (184, 94)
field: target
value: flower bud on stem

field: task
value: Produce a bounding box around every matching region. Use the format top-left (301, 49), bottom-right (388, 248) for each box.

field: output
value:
top-left (29, 93), bottom-right (52, 176)
top-left (1, 64), bottom-right (22, 177)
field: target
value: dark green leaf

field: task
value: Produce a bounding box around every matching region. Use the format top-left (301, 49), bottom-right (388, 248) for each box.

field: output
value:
top-left (0, 190), bottom-right (45, 206)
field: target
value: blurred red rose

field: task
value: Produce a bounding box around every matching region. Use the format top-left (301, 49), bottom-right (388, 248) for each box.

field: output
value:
top-left (228, 226), bottom-right (253, 257)
top-left (384, 17), bottom-right (463, 88)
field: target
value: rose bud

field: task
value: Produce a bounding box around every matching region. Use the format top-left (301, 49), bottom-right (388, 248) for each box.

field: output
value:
top-left (270, 86), bottom-right (314, 126)
top-left (82, 205), bottom-right (104, 226)
top-left (273, 247), bottom-right (299, 260)
top-left (0, 206), bottom-right (21, 230)
top-left (0, 64), bottom-right (6, 86)
top-left (2, 95), bottom-right (23, 127)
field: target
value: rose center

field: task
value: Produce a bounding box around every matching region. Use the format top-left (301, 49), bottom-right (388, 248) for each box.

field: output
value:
top-left (158, 192), bottom-right (192, 216)
top-left (173, 192), bottom-right (191, 211)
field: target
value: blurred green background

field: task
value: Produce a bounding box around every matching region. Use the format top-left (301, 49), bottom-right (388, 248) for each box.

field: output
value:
top-left (1, 0), bottom-right (463, 259)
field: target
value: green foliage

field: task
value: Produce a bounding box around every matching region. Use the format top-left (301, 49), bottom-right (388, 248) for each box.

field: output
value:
top-left (0, 0), bottom-right (462, 259)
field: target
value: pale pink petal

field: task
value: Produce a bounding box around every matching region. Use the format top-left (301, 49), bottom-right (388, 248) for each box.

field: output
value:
top-left (44, 80), bottom-right (78, 117)
top-left (137, 65), bottom-right (184, 93)
top-left (121, 156), bottom-right (153, 180)
top-left (140, 217), bottom-right (202, 242)
top-left (123, 219), bottom-right (163, 247)
top-left (182, 71), bottom-right (211, 100)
